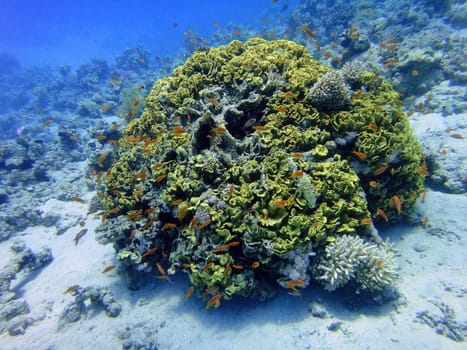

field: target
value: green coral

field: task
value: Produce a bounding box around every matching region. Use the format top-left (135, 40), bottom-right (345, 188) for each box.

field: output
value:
top-left (96, 38), bottom-right (424, 303)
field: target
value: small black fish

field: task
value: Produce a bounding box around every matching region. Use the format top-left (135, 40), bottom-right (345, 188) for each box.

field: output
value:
top-left (73, 228), bottom-right (88, 246)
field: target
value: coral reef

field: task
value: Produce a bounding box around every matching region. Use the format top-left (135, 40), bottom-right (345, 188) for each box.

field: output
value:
top-left (314, 235), bottom-right (398, 292)
top-left (95, 38), bottom-right (424, 304)
top-left (75, 59), bottom-right (110, 90)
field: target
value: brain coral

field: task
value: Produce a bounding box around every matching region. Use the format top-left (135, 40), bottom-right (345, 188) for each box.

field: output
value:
top-left (96, 38), bottom-right (425, 303)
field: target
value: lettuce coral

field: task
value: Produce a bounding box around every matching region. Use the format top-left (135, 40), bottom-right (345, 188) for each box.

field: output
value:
top-left (95, 38), bottom-right (424, 303)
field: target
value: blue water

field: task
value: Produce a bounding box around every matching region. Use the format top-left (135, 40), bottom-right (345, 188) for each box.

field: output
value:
top-left (0, 0), bottom-right (292, 66)
top-left (0, 0), bottom-right (465, 348)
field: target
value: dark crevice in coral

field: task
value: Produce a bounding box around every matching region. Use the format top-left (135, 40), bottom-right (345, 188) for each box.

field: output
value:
top-left (224, 108), bottom-right (250, 139)
top-left (194, 122), bottom-right (213, 152)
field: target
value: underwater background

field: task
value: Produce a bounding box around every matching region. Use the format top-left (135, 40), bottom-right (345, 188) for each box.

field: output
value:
top-left (0, 0), bottom-right (465, 349)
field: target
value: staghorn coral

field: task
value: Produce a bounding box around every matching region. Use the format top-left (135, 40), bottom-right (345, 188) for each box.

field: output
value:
top-left (95, 38), bottom-right (424, 304)
top-left (314, 234), bottom-right (398, 292)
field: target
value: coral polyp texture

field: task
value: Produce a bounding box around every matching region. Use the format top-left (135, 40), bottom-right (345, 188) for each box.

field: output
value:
top-left (95, 38), bottom-right (424, 303)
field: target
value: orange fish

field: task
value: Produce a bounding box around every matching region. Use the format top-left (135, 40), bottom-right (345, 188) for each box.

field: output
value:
top-left (151, 162), bottom-right (168, 170)
top-left (422, 216), bottom-right (429, 226)
top-left (361, 218), bottom-right (373, 225)
top-left (376, 208), bottom-right (389, 222)
top-left (369, 180), bottom-right (378, 188)
top-left (302, 25), bottom-right (314, 39)
top-left (213, 241), bottom-right (240, 253)
top-left (63, 285), bottom-right (80, 295)
top-left (161, 223), bottom-right (177, 231)
top-left (198, 219), bottom-right (211, 230)
top-left (189, 216), bottom-right (198, 230)
top-left (207, 97), bottom-right (220, 105)
top-left (127, 209), bottom-right (142, 220)
top-left (171, 126), bottom-right (186, 135)
top-left (251, 125), bottom-right (268, 131)
top-left (97, 152), bottom-right (107, 166)
top-left (385, 44), bottom-right (399, 50)
top-left (374, 259), bottom-right (384, 267)
top-left (101, 104), bottom-right (112, 112)
top-left (395, 99), bottom-right (405, 106)
top-left (99, 211), bottom-right (107, 222)
top-left (411, 69), bottom-right (419, 76)
top-left (283, 91), bottom-right (298, 99)
top-left (107, 207), bottom-right (121, 214)
top-left (144, 207), bottom-right (157, 216)
top-left (177, 204), bottom-right (189, 220)
top-left (276, 105), bottom-right (286, 113)
top-left (232, 30), bottom-right (241, 35)
top-left (156, 262), bottom-right (166, 276)
top-left (142, 247), bottom-right (158, 258)
top-left (155, 174), bottom-right (166, 183)
top-left (137, 57), bottom-right (145, 63)
top-left (201, 262), bottom-right (214, 273)
top-left (292, 152), bottom-right (303, 158)
top-left (205, 294), bottom-right (221, 310)
top-left (291, 170), bottom-right (304, 178)
top-left (389, 195), bottom-right (402, 215)
top-left (211, 127), bottom-right (226, 138)
top-left (185, 286), bottom-right (195, 299)
top-left (96, 135), bottom-right (107, 140)
top-left (367, 123), bottom-right (378, 132)
top-left (275, 198), bottom-right (290, 208)
top-left (284, 279), bottom-right (305, 293)
top-left (69, 135), bottom-right (79, 141)
top-left (43, 119), bottom-right (53, 126)
top-left (351, 151), bottom-right (367, 159)
top-left (373, 165), bottom-right (390, 176)
top-left (223, 262), bottom-right (231, 283)
top-left (71, 196), bottom-right (86, 203)
top-left (251, 261), bottom-right (260, 269)
top-left (415, 161), bottom-right (429, 176)
top-left (450, 133), bottom-right (464, 139)
top-left (102, 264), bottom-right (117, 274)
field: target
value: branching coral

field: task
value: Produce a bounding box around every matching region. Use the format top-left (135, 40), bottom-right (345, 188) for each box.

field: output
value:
top-left (315, 234), bottom-right (398, 292)
top-left (94, 38), bottom-right (424, 305)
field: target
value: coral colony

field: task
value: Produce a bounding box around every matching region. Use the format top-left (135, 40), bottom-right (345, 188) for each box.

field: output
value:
top-left (95, 38), bottom-right (425, 308)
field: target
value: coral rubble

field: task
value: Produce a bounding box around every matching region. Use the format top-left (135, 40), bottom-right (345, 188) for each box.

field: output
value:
top-left (58, 285), bottom-right (122, 329)
top-left (95, 38), bottom-right (425, 303)
top-left (0, 240), bottom-right (53, 335)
